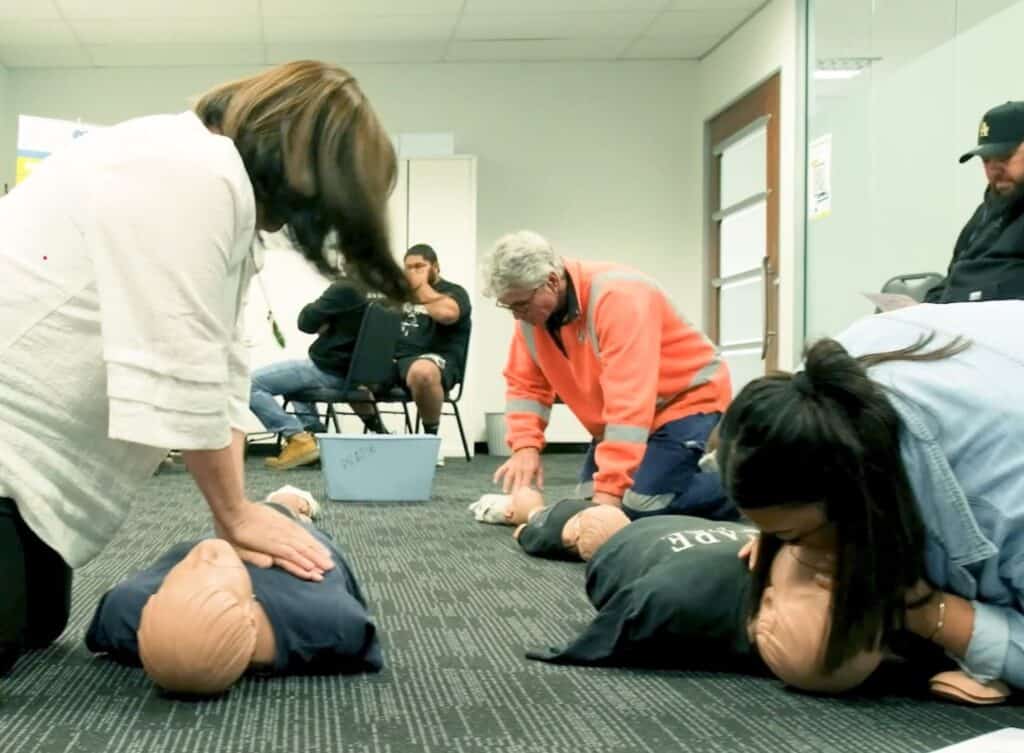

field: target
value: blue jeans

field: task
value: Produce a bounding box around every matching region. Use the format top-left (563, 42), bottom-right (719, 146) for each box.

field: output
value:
top-left (577, 412), bottom-right (737, 521)
top-left (249, 359), bottom-right (349, 437)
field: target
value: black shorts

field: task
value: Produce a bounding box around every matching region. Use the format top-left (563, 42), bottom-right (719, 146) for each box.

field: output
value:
top-left (395, 354), bottom-right (459, 392)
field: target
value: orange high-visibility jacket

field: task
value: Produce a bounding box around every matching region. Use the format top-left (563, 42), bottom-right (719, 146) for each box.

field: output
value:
top-left (504, 258), bottom-right (731, 498)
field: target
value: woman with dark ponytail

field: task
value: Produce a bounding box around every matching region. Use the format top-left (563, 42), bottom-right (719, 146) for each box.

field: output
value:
top-left (717, 300), bottom-right (1024, 691)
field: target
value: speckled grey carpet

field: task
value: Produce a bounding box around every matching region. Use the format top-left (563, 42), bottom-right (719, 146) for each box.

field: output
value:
top-left (1, 453), bottom-right (1021, 753)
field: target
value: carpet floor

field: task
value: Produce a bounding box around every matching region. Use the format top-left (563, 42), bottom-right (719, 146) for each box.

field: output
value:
top-left (1, 453), bottom-right (1022, 753)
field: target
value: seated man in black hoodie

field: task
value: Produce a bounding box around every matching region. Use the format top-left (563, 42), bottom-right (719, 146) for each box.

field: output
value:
top-left (250, 279), bottom-right (385, 470)
top-left (925, 101), bottom-right (1024, 303)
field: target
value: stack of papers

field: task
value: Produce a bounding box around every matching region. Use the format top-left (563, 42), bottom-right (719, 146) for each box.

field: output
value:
top-left (930, 728), bottom-right (1024, 752)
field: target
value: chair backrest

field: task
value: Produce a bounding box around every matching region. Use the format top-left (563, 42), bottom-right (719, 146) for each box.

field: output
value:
top-left (346, 302), bottom-right (401, 387)
top-left (448, 317), bottom-right (472, 401)
top-left (881, 272), bottom-right (945, 303)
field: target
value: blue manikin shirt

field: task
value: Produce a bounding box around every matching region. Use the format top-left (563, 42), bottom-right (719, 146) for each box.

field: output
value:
top-left (85, 514), bottom-right (383, 676)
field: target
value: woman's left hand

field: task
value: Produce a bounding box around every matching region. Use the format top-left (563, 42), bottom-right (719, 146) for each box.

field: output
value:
top-left (215, 502), bottom-right (334, 580)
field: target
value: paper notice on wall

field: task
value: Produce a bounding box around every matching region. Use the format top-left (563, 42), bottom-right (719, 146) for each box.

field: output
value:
top-left (929, 728), bottom-right (1024, 753)
top-left (808, 134), bottom-right (832, 220)
top-left (16, 114), bottom-right (101, 184)
top-left (862, 292), bottom-right (920, 312)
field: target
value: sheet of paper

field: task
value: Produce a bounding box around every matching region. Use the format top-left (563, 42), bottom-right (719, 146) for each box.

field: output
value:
top-left (930, 728), bottom-right (1024, 753)
top-left (862, 291), bottom-right (920, 312)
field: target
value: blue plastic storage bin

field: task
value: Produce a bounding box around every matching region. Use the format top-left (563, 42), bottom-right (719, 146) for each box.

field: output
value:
top-left (316, 434), bottom-right (441, 502)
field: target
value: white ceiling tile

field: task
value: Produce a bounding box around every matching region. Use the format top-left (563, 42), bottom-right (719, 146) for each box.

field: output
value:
top-left (0, 20), bottom-right (77, 46)
top-left (622, 35), bottom-right (718, 59)
top-left (88, 43), bottom-right (265, 67)
top-left (262, 0), bottom-right (463, 17)
top-left (446, 38), bottom-right (630, 62)
top-left (56, 0), bottom-right (260, 19)
top-left (667, 0), bottom-right (762, 10)
top-left (266, 41), bottom-right (448, 65)
top-left (0, 0), bottom-right (60, 20)
top-left (264, 14), bottom-right (457, 44)
top-left (71, 18), bottom-right (262, 46)
top-left (644, 9), bottom-right (750, 39)
top-left (0, 44), bottom-right (91, 66)
top-left (456, 12), bottom-right (657, 40)
top-left (465, 0), bottom-right (665, 13)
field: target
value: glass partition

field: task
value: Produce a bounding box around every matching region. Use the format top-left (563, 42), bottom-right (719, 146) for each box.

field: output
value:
top-left (803, 0), bottom-right (1023, 340)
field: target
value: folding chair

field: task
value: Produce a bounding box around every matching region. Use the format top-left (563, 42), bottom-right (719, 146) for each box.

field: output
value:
top-left (280, 302), bottom-right (401, 439)
top-left (374, 324), bottom-right (473, 461)
top-left (881, 272), bottom-right (945, 303)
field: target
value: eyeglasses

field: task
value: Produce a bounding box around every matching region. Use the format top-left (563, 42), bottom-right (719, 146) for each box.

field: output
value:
top-left (496, 285), bottom-right (542, 314)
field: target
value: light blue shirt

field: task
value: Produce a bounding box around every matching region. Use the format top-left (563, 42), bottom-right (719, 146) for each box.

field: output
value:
top-left (835, 301), bottom-right (1024, 688)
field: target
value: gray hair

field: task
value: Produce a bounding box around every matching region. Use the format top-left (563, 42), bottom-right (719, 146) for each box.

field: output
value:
top-left (483, 230), bottom-right (564, 299)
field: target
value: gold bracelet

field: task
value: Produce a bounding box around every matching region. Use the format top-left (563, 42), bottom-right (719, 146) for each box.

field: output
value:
top-left (927, 596), bottom-right (947, 641)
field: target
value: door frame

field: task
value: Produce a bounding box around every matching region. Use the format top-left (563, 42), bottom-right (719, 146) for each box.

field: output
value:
top-left (705, 72), bottom-right (781, 373)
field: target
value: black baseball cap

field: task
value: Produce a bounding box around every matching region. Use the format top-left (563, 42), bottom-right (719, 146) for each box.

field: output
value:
top-left (959, 101), bottom-right (1024, 163)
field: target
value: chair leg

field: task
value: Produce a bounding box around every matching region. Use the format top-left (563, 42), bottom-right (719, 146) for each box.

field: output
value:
top-left (328, 403), bottom-right (341, 433)
top-left (452, 402), bottom-right (471, 462)
top-left (401, 402), bottom-right (413, 433)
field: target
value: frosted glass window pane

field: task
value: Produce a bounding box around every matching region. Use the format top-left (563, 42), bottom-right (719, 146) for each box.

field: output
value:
top-left (720, 126), bottom-right (767, 210)
top-left (720, 200), bottom-right (766, 278)
top-left (720, 276), bottom-right (763, 345)
top-left (720, 346), bottom-right (763, 398)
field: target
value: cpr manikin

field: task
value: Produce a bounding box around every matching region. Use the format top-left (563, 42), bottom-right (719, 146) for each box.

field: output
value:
top-left (754, 544), bottom-right (1011, 701)
top-left (467, 487), bottom-right (630, 561)
top-left (86, 488), bottom-right (382, 696)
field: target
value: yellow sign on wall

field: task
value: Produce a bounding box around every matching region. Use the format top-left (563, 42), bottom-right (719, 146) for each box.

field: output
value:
top-left (15, 155), bottom-right (43, 185)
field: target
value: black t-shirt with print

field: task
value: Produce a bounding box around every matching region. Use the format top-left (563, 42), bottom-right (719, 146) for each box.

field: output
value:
top-left (394, 278), bottom-right (472, 378)
top-left (527, 515), bottom-right (763, 671)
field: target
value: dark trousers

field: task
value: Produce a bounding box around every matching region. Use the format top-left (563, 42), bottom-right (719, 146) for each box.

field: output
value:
top-left (0, 497), bottom-right (73, 675)
top-left (578, 412), bottom-right (738, 522)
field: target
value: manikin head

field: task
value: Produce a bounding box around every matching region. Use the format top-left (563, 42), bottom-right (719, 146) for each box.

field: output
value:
top-left (563, 505), bottom-right (631, 561)
top-left (504, 486), bottom-right (546, 526)
top-left (138, 539), bottom-right (258, 696)
top-left (752, 545), bottom-right (883, 693)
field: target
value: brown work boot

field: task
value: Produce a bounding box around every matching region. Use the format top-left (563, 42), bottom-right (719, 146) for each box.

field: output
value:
top-left (265, 432), bottom-right (320, 471)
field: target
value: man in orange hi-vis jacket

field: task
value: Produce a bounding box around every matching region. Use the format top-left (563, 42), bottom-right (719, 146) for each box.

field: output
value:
top-left (484, 231), bottom-right (738, 521)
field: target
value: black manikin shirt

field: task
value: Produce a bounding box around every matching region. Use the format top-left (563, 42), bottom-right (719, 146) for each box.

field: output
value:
top-left (85, 510), bottom-right (383, 676)
top-left (395, 278), bottom-right (472, 378)
top-left (527, 516), bottom-right (763, 671)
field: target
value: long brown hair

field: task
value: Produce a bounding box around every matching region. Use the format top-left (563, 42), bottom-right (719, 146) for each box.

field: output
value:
top-left (718, 333), bottom-right (970, 672)
top-left (195, 60), bottom-right (408, 301)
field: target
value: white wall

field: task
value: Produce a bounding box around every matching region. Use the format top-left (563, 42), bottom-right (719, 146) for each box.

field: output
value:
top-left (696, 0), bottom-right (803, 369)
top-left (3, 60), bottom-right (701, 439)
top-left (805, 1), bottom-right (1024, 338)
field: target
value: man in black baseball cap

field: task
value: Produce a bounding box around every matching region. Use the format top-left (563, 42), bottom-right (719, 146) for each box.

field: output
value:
top-left (925, 101), bottom-right (1024, 303)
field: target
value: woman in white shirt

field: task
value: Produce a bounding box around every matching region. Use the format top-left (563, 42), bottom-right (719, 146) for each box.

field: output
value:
top-left (0, 60), bottom-right (407, 676)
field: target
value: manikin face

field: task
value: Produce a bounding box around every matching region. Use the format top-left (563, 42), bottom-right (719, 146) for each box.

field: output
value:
top-left (982, 141), bottom-right (1024, 196)
top-left (139, 539), bottom-right (259, 695)
top-left (497, 271), bottom-right (561, 326)
top-left (159, 539), bottom-right (256, 605)
top-left (740, 502), bottom-right (836, 552)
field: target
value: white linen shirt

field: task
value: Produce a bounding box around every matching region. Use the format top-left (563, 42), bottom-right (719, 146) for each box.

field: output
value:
top-left (0, 111), bottom-right (257, 567)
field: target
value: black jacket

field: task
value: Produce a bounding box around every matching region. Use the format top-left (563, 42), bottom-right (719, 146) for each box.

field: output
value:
top-left (298, 282), bottom-right (369, 376)
top-left (925, 187), bottom-right (1024, 303)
